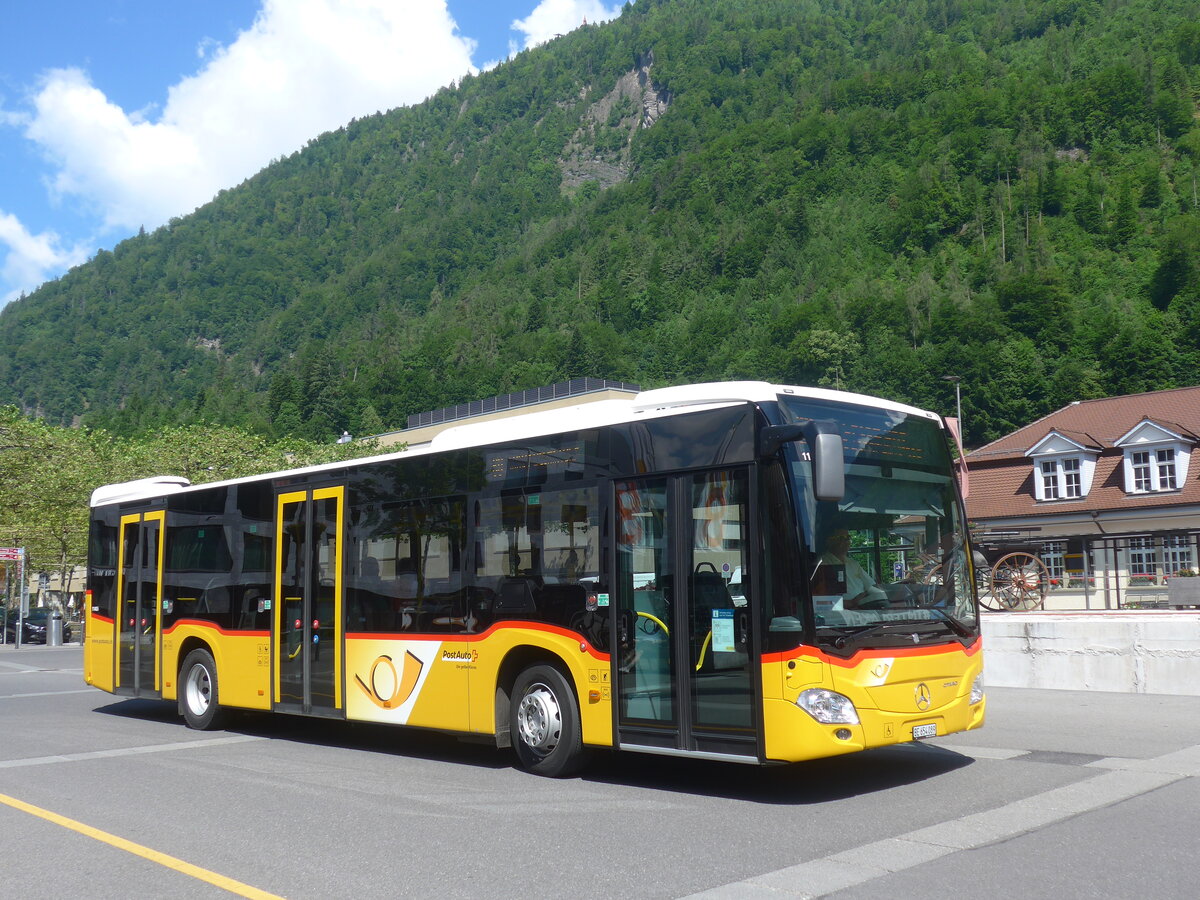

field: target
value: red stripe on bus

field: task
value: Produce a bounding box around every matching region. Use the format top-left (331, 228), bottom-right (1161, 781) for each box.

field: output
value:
top-left (346, 632), bottom-right (445, 642)
top-left (762, 636), bottom-right (982, 667)
top-left (90, 614), bottom-right (114, 626)
top-left (347, 621), bottom-right (610, 661)
top-left (475, 620), bottom-right (610, 660)
top-left (161, 620), bottom-right (269, 638)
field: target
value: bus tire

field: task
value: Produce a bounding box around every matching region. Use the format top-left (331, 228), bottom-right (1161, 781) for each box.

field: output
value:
top-left (510, 664), bottom-right (587, 777)
top-left (179, 649), bottom-right (226, 731)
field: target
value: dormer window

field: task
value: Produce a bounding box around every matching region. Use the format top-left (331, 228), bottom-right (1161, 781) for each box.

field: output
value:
top-left (1157, 448), bottom-right (1178, 489)
top-left (1040, 458), bottom-right (1083, 499)
top-left (1117, 421), bottom-right (1190, 495)
top-left (1026, 431), bottom-right (1098, 502)
top-left (1131, 451), bottom-right (1152, 491)
top-left (1062, 457), bottom-right (1082, 497)
top-left (1041, 460), bottom-right (1059, 499)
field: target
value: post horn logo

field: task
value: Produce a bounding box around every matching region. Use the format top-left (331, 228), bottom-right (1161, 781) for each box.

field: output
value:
top-left (914, 682), bottom-right (932, 711)
top-left (355, 651), bottom-right (424, 710)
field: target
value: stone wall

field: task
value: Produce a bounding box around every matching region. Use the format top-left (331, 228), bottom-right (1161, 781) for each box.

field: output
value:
top-left (982, 611), bottom-right (1200, 695)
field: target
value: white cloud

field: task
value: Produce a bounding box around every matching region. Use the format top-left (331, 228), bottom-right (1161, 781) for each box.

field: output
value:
top-left (0, 211), bottom-right (90, 305)
top-left (19, 0), bottom-right (478, 235)
top-left (512, 0), bottom-right (620, 50)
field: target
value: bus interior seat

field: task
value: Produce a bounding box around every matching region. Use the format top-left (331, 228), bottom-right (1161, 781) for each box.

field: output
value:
top-left (691, 570), bottom-right (735, 617)
top-left (495, 577), bottom-right (537, 615)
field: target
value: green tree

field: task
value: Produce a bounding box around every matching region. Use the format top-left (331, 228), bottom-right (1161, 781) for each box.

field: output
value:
top-left (1109, 181), bottom-right (1138, 248)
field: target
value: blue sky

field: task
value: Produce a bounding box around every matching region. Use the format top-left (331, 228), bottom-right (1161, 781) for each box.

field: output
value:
top-left (0, 1), bottom-right (620, 306)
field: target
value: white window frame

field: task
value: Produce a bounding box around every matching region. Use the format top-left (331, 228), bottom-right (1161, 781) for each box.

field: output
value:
top-left (1062, 457), bottom-right (1082, 498)
top-left (1117, 422), bottom-right (1191, 496)
top-left (1156, 448), bottom-right (1178, 490)
top-left (1041, 460), bottom-right (1060, 499)
top-left (1041, 541), bottom-right (1066, 587)
top-left (1127, 536), bottom-right (1156, 585)
top-left (1033, 456), bottom-right (1088, 501)
top-left (1026, 432), bottom-right (1098, 502)
top-left (1131, 450), bottom-right (1153, 492)
top-left (1164, 534), bottom-right (1193, 576)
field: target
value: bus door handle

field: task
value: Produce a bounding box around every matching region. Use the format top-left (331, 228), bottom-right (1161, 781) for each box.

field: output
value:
top-left (618, 609), bottom-right (634, 644)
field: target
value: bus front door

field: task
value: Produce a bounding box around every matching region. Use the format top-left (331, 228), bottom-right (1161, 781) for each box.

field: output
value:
top-left (614, 469), bottom-right (758, 760)
top-left (274, 487), bottom-right (344, 717)
top-left (116, 511), bottom-right (165, 697)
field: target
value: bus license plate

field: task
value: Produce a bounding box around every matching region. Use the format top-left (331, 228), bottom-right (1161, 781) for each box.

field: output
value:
top-left (912, 723), bottom-right (937, 740)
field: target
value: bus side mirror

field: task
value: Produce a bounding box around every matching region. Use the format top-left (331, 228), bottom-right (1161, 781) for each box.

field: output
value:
top-left (760, 423), bottom-right (845, 502)
top-left (810, 431), bottom-right (845, 502)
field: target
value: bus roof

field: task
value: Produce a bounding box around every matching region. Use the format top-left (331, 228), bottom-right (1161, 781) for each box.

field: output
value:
top-left (90, 382), bottom-right (941, 508)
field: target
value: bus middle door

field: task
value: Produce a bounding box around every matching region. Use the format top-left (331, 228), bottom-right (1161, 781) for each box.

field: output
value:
top-left (274, 487), bottom-right (345, 717)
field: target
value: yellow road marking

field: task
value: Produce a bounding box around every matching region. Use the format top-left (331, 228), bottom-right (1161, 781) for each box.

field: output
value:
top-left (0, 792), bottom-right (284, 899)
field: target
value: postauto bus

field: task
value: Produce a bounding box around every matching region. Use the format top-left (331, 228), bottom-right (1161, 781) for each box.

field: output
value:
top-left (84, 382), bottom-right (984, 776)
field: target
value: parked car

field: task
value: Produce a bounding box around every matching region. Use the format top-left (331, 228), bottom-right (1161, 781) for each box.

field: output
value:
top-left (2, 608), bottom-right (71, 644)
top-left (727, 566), bottom-right (747, 607)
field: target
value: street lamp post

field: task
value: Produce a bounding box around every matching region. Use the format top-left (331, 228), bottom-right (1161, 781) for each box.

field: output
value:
top-left (942, 375), bottom-right (962, 434)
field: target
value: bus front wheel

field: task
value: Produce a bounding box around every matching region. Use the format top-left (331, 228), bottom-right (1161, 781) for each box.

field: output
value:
top-left (179, 649), bottom-right (226, 731)
top-left (510, 664), bottom-right (587, 777)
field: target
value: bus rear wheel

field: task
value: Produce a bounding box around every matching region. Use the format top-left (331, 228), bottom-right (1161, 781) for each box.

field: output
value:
top-left (180, 648), bottom-right (226, 731)
top-left (510, 664), bottom-right (587, 777)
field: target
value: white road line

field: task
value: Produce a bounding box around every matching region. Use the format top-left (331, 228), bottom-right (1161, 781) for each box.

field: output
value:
top-left (1, 689), bottom-right (98, 700)
top-left (928, 742), bottom-right (1030, 760)
top-left (682, 746), bottom-right (1195, 899)
top-left (0, 735), bottom-right (264, 770)
top-left (1088, 745), bottom-right (1200, 777)
top-left (0, 660), bottom-right (49, 673)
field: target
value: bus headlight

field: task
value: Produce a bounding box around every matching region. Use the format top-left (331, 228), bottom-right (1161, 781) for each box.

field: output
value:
top-left (970, 672), bottom-right (985, 705)
top-left (796, 688), bottom-right (860, 725)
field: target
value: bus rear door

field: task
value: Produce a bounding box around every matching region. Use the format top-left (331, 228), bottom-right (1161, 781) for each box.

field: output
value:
top-left (274, 487), bottom-right (345, 717)
top-left (116, 510), bottom-right (165, 696)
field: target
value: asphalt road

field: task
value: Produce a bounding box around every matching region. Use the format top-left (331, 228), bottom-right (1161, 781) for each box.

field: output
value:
top-left (2, 644), bottom-right (1198, 899)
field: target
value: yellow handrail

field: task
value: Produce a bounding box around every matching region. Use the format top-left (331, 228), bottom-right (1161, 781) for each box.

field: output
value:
top-left (636, 610), bottom-right (669, 634)
top-left (694, 631), bottom-right (712, 671)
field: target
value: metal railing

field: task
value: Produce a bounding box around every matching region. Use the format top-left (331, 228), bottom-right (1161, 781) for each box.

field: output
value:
top-left (406, 378), bottom-right (640, 429)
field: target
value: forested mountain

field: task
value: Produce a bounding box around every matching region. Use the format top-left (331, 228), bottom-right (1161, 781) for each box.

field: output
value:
top-left (1, 0), bottom-right (1198, 447)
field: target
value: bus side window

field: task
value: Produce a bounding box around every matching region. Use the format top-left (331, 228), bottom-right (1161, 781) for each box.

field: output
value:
top-left (88, 521), bottom-right (119, 617)
top-left (763, 462), bottom-right (807, 649)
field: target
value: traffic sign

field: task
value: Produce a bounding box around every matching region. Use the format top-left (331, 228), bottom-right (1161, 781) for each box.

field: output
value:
top-left (0, 548), bottom-right (21, 561)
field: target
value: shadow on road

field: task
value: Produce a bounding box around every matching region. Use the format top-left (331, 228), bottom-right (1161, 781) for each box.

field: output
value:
top-left (94, 697), bottom-right (972, 801)
top-left (94, 697), bottom-right (507, 768)
top-left (583, 742), bottom-right (973, 803)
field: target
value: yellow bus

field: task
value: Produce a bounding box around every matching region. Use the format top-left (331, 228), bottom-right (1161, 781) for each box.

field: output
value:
top-left (84, 382), bottom-right (984, 776)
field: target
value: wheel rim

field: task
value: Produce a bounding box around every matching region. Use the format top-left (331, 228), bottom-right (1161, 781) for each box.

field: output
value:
top-left (185, 663), bottom-right (212, 716)
top-left (989, 553), bottom-right (1047, 611)
top-left (516, 683), bottom-right (562, 755)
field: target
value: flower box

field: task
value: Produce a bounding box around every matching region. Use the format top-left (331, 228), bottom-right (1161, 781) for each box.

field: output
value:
top-left (1167, 577), bottom-right (1200, 608)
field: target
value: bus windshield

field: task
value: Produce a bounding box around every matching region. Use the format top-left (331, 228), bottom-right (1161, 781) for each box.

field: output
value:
top-left (779, 395), bottom-right (978, 650)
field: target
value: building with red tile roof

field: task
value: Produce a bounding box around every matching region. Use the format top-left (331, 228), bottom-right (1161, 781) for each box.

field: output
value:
top-left (965, 386), bottom-right (1200, 610)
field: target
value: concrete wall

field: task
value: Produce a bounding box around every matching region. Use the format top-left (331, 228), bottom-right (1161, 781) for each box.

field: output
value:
top-left (982, 611), bottom-right (1200, 695)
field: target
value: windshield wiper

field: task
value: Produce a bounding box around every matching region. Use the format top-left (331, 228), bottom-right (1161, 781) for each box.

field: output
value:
top-left (925, 607), bottom-right (975, 638)
top-left (820, 612), bottom-right (973, 650)
top-left (823, 623), bottom-right (894, 650)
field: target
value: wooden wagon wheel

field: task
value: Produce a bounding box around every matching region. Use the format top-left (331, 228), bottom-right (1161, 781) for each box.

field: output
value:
top-left (922, 558), bottom-right (992, 607)
top-left (919, 562), bottom-right (943, 585)
top-left (986, 551), bottom-right (1048, 611)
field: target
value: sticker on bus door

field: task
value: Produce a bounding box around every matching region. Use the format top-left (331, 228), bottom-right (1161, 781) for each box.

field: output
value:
top-left (712, 608), bottom-right (736, 653)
